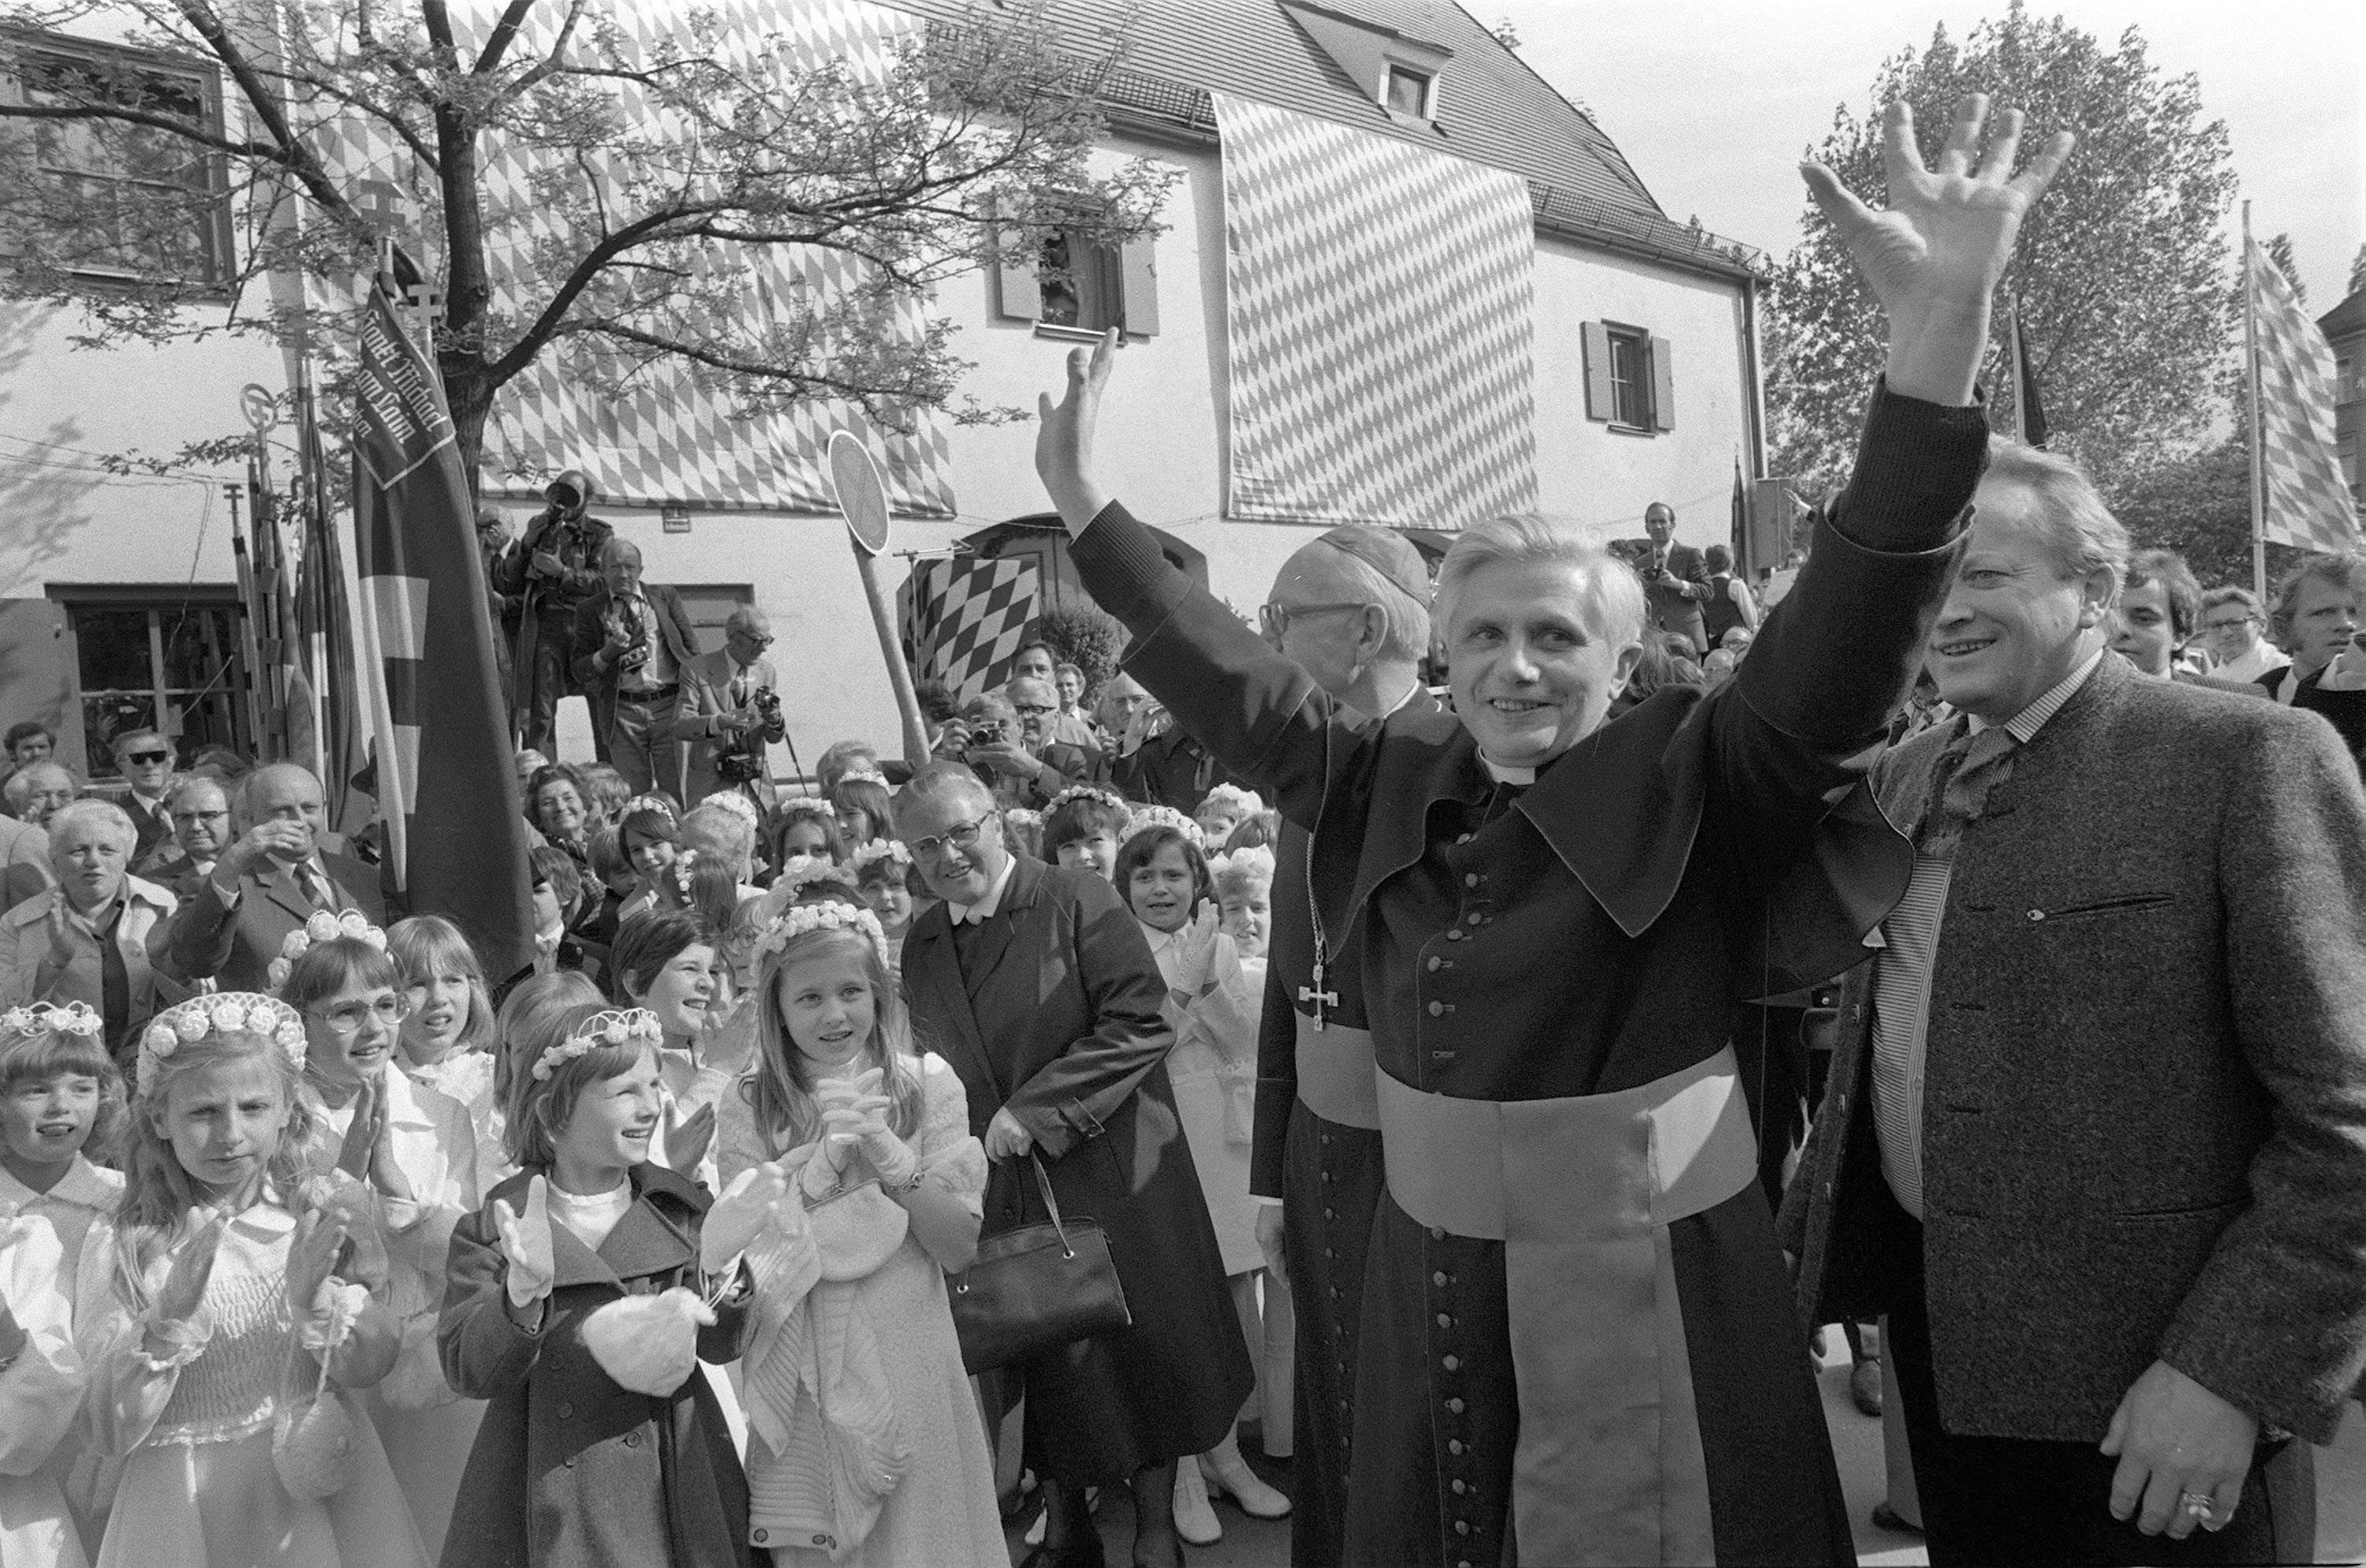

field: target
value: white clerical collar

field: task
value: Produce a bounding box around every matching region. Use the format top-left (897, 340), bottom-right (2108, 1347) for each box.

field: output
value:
top-left (947, 854), bottom-right (1017, 925)
top-left (1970, 646), bottom-right (2106, 744)
top-left (1479, 755), bottom-right (1536, 786)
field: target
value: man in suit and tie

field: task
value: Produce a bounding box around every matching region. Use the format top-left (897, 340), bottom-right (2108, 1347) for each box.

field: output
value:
top-left (109, 727), bottom-right (177, 868)
top-left (1784, 440), bottom-right (2366, 1562)
top-left (1629, 502), bottom-right (1713, 654)
top-left (154, 762), bottom-right (389, 992)
top-left (141, 775), bottom-right (234, 898)
top-left (569, 538), bottom-right (702, 798)
top-left (667, 606), bottom-right (785, 807)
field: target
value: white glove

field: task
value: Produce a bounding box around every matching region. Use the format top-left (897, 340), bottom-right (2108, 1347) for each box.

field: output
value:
top-left (851, 1106), bottom-right (919, 1190)
top-left (702, 1163), bottom-right (789, 1275)
top-left (1169, 903), bottom-right (1224, 999)
top-left (492, 1174), bottom-right (555, 1309)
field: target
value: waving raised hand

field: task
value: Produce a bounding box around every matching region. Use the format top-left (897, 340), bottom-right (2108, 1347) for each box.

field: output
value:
top-left (1801, 95), bottom-right (2073, 405)
top-left (493, 1174), bottom-right (556, 1310)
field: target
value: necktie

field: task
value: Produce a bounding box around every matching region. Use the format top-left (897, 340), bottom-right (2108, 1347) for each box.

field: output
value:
top-left (1911, 719), bottom-right (2020, 862)
top-left (293, 861), bottom-right (334, 913)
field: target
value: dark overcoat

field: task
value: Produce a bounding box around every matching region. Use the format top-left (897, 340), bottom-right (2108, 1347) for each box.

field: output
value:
top-left (901, 855), bottom-right (1253, 1483)
top-left (1780, 654), bottom-right (2366, 1446)
top-left (438, 1163), bottom-right (754, 1568)
top-left (1072, 386), bottom-right (1986, 1566)
top-left (567, 582), bottom-right (703, 763)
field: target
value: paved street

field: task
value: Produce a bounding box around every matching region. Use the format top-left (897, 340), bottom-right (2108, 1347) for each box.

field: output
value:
top-left (1003, 1336), bottom-right (1932, 1566)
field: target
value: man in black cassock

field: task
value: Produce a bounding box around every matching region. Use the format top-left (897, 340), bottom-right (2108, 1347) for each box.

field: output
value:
top-left (1031, 99), bottom-right (2073, 1566)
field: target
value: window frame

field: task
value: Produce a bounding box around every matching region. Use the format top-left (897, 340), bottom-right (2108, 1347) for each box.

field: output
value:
top-left (1383, 63), bottom-right (1435, 121)
top-left (1581, 319), bottom-right (1675, 435)
top-left (991, 198), bottom-right (1159, 342)
top-left (47, 585), bottom-right (251, 778)
top-left (6, 28), bottom-right (236, 289)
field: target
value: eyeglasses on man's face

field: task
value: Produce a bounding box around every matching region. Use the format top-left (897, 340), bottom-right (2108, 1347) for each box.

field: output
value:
top-left (1256, 600), bottom-right (1369, 643)
top-left (121, 749), bottom-right (170, 767)
top-left (1012, 701), bottom-right (1056, 719)
top-left (2202, 616), bottom-right (2256, 635)
top-left (907, 813), bottom-right (993, 860)
top-left (170, 808), bottom-right (230, 827)
top-left (730, 628), bottom-right (774, 649)
top-left (312, 995), bottom-right (411, 1034)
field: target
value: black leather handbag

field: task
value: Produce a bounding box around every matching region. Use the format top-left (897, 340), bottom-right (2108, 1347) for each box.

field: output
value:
top-left (948, 1153), bottom-right (1131, 1374)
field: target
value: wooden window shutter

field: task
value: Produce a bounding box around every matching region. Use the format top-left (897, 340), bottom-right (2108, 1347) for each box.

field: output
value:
top-left (991, 202), bottom-right (1040, 322)
top-left (1649, 335), bottom-right (1674, 430)
top-left (1581, 321), bottom-right (1613, 422)
top-left (0, 60), bottom-right (23, 259)
top-left (1119, 237), bottom-right (1159, 337)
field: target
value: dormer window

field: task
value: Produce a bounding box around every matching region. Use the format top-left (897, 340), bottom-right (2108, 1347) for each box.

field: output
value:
top-left (1383, 64), bottom-right (1432, 120)
top-left (1278, 2), bottom-right (1452, 129)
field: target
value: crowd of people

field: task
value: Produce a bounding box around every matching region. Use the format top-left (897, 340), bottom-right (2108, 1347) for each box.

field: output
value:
top-left (0, 94), bottom-right (2364, 1568)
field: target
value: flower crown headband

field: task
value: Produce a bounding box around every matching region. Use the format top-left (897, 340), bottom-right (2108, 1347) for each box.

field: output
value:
top-left (622, 793), bottom-right (677, 823)
top-left (1200, 783), bottom-right (1265, 816)
top-left (1125, 804), bottom-right (1200, 843)
top-left (267, 909), bottom-right (388, 991)
top-left (775, 796), bottom-right (835, 827)
top-left (532, 1008), bottom-right (664, 1081)
top-left (1208, 844), bottom-right (1278, 887)
top-left (774, 853), bottom-right (856, 898)
top-left (667, 848), bottom-right (701, 900)
top-left (838, 766), bottom-right (889, 788)
top-left (140, 994), bottom-right (307, 1095)
top-left (1004, 808), bottom-right (1042, 833)
top-left (849, 838), bottom-right (912, 877)
top-left (1045, 784), bottom-right (1129, 819)
top-left (1, 1000), bottom-right (103, 1041)
top-left (752, 901), bottom-right (890, 972)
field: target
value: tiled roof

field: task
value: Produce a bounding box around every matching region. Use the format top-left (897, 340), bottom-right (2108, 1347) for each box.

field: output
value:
top-left (2320, 287), bottom-right (2366, 343)
top-left (883, 0), bottom-right (1762, 281)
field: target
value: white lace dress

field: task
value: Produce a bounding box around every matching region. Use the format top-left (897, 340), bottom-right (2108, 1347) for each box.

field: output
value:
top-left (718, 1053), bottom-right (1005, 1567)
top-left (88, 1203), bottom-right (428, 1568)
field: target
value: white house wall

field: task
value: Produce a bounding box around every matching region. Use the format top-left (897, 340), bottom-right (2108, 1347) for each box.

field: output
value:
top-left (9, 125), bottom-right (1753, 782)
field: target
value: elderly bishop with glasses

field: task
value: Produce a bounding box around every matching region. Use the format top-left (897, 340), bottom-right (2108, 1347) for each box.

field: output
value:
top-left (1033, 102), bottom-right (2117, 1566)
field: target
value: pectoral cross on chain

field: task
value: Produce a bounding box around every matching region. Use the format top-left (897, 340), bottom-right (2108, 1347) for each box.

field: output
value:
top-left (1299, 955), bottom-right (1339, 1031)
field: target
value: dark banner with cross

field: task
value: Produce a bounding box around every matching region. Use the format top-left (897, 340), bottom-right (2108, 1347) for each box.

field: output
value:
top-left (350, 289), bottom-right (539, 982)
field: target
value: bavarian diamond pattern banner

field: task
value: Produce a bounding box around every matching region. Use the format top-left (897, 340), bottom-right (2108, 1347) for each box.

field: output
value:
top-left (1211, 91), bottom-right (1536, 530)
top-left (898, 557), bottom-right (1041, 706)
top-left (306, 0), bottom-right (953, 518)
top-left (2248, 237), bottom-right (2360, 551)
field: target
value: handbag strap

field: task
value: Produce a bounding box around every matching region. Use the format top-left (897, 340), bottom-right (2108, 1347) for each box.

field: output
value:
top-left (1029, 1153), bottom-right (1078, 1258)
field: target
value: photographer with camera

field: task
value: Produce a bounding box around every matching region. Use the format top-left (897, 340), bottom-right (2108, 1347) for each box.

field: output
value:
top-left (945, 679), bottom-right (1105, 811)
top-left (491, 468), bottom-right (615, 755)
top-left (667, 604), bottom-right (786, 806)
top-left (570, 538), bottom-right (703, 799)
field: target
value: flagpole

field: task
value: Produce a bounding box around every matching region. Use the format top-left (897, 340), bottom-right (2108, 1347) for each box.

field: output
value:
top-left (2008, 301), bottom-right (2028, 444)
top-left (2245, 200), bottom-right (2268, 603)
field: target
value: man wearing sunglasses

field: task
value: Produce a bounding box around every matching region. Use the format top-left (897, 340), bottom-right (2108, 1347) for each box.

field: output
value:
top-left (109, 727), bottom-right (177, 867)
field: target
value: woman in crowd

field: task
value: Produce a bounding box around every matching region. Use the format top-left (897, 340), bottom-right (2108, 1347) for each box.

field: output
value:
top-left (524, 763), bottom-right (594, 874)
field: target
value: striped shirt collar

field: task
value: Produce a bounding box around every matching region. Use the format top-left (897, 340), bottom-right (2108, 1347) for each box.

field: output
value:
top-left (1969, 645), bottom-right (2106, 744)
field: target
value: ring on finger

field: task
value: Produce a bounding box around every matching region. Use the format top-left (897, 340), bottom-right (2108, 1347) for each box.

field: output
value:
top-left (2178, 1490), bottom-right (2214, 1523)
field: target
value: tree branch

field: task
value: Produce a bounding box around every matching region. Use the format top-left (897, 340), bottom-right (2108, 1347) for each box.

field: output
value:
top-left (171, 0), bottom-right (373, 238)
top-left (0, 101), bottom-right (286, 161)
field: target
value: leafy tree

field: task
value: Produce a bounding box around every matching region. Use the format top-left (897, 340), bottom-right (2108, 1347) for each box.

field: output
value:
top-left (0, 0), bottom-right (1172, 489)
top-left (2104, 439), bottom-right (2287, 590)
top-left (1033, 600), bottom-right (1124, 693)
top-left (2350, 242), bottom-right (2366, 301)
top-left (1765, 2), bottom-right (2236, 496)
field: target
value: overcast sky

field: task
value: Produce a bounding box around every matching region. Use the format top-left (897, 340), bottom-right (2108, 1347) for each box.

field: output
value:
top-left (1496, 0), bottom-right (2362, 312)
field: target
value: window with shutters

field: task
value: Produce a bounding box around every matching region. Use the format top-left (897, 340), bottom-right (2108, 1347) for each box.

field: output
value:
top-left (1580, 320), bottom-right (1675, 433)
top-left (994, 207), bottom-right (1159, 342)
top-left (7, 33), bottom-right (233, 285)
